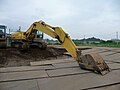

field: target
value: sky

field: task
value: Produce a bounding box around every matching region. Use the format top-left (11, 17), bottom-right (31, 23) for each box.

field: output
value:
top-left (0, 0), bottom-right (120, 40)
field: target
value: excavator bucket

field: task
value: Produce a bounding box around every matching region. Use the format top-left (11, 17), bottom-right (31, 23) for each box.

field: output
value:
top-left (78, 52), bottom-right (111, 75)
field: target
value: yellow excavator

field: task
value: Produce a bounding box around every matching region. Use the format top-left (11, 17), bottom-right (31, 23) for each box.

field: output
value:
top-left (11, 27), bottom-right (47, 49)
top-left (11, 21), bottom-right (111, 75)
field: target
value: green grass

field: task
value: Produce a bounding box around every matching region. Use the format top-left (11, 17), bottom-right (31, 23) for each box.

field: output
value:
top-left (76, 43), bottom-right (120, 48)
top-left (47, 41), bottom-right (120, 48)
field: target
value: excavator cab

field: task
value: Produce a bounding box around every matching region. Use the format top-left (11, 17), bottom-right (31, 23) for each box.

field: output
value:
top-left (35, 31), bottom-right (44, 39)
top-left (30, 31), bottom-right (47, 49)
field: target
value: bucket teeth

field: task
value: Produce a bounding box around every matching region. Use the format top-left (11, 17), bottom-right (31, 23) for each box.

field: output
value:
top-left (95, 63), bottom-right (111, 75)
top-left (78, 52), bottom-right (111, 75)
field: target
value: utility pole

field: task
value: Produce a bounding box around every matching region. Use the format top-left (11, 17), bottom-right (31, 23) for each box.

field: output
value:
top-left (116, 32), bottom-right (118, 40)
top-left (84, 35), bottom-right (85, 39)
top-left (9, 29), bottom-right (10, 34)
top-left (116, 32), bottom-right (119, 45)
top-left (18, 26), bottom-right (21, 31)
top-left (83, 35), bottom-right (86, 44)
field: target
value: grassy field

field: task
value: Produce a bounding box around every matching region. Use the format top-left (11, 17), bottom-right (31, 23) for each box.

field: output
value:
top-left (47, 41), bottom-right (120, 48)
top-left (76, 43), bottom-right (120, 48)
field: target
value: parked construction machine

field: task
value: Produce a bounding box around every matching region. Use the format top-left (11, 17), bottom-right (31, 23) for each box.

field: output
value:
top-left (11, 21), bottom-right (111, 75)
top-left (0, 25), bottom-right (8, 48)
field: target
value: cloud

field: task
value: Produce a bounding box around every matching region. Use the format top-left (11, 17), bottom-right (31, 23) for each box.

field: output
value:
top-left (0, 0), bottom-right (120, 40)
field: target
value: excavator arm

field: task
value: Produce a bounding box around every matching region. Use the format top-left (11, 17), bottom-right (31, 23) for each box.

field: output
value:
top-left (25, 21), bottom-right (111, 75)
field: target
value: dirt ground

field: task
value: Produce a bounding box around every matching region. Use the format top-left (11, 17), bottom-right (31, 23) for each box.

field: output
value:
top-left (0, 46), bottom-right (91, 67)
top-left (0, 46), bottom-right (120, 90)
top-left (0, 47), bottom-right (70, 67)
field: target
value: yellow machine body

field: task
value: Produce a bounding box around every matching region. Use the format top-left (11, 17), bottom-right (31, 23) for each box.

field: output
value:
top-left (12, 31), bottom-right (26, 40)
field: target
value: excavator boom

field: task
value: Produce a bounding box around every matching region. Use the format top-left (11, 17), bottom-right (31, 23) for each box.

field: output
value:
top-left (25, 21), bottom-right (111, 75)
